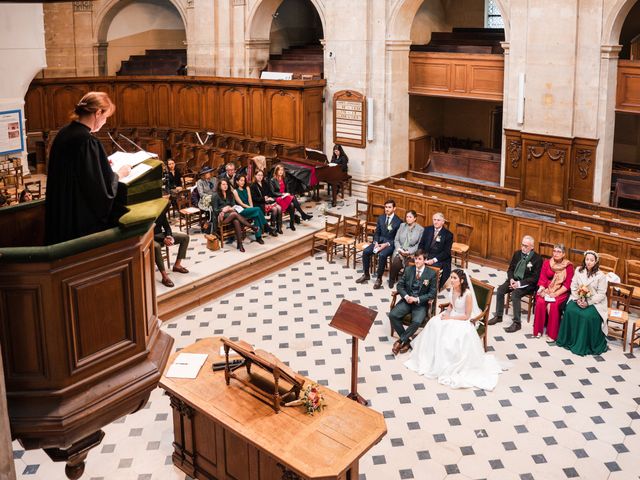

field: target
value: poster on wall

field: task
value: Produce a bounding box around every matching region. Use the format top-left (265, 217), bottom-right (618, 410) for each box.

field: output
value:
top-left (0, 110), bottom-right (24, 155)
top-left (333, 90), bottom-right (366, 148)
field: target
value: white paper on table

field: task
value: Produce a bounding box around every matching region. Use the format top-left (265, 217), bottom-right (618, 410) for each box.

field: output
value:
top-left (119, 163), bottom-right (152, 185)
top-left (328, 162), bottom-right (338, 167)
top-left (609, 309), bottom-right (624, 318)
top-left (108, 150), bottom-right (157, 173)
top-left (544, 295), bottom-right (556, 302)
top-left (165, 353), bottom-right (208, 379)
top-left (219, 346), bottom-right (241, 357)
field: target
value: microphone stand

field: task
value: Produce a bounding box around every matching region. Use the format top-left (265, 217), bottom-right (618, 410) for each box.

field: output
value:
top-left (107, 132), bottom-right (125, 152)
top-left (118, 133), bottom-right (144, 152)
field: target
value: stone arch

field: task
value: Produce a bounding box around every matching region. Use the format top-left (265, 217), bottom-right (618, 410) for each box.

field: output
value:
top-left (603, 0), bottom-right (639, 45)
top-left (387, 0), bottom-right (509, 42)
top-left (246, 0), bottom-right (326, 42)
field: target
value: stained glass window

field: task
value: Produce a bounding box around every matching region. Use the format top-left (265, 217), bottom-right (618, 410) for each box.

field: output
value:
top-left (486, 0), bottom-right (504, 28)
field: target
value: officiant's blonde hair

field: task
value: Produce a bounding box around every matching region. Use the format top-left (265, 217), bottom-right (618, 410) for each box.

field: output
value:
top-left (71, 92), bottom-right (115, 120)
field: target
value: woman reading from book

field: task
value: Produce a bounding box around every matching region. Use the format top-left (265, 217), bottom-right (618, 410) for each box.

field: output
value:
top-left (45, 92), bottom-right (131, 244)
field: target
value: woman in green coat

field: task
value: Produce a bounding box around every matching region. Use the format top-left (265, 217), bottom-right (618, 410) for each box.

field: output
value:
top-left (233, 174), bottom-right (268, 245)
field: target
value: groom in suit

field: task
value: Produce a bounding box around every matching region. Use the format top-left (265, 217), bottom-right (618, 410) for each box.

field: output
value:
top-left (389, 250), bottom-right (438, 354)
top-left (419, 212), bottom-right (453, 289)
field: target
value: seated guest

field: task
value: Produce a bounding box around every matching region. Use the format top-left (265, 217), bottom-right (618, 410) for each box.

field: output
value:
top-left (389, 250), bottom-right (437, 354)
top-left (555, 251), bottom-right (608, 355)
top-left (418, 212), bottom-right (453, 289)
top-left (166, 159), bottom-right (183, 191)
top-left (356, 199), bottom-right (402, 289)
top-left (0, 194), bottom-right (7, 207)
top-left (196, 165), bottom-right (216, 226)
top-left (250, 169), bottom-right (282, 236)
top-left (489, 235), bottom-right (543, 332)
top-left (218, 162), bottom-right (238, 189)
top-left (533, 244), bottom-right (574, 341)
top-left (154, 208), bottom-right (190, 288)
top-left (404, 268), bottom-right (506, 390)
top-left (213, 178), bottom-right (257, 252)
top-left (19, 189), bottom-right (32, 203)
top-left (269, 164), bottom-right (312, 231)
top-left (388, 210), bottom-right (424, 289)
top-left (233, 174), bottom-right (268, 245)
top-left (330, 144), bottom-right (349, 172)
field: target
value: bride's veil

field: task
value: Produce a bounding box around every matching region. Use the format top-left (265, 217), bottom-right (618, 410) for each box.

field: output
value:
top-left (462, 270), bottom-right (483, 319)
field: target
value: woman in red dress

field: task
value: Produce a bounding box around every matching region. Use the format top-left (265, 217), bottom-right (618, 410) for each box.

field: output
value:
top-left (269, 164), bottom-right (312, 231)
top-left (532, 244), bottom-right (574, 341)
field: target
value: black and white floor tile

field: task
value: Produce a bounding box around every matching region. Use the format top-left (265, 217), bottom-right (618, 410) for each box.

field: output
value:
top-left (12, 200), bottom-right (640, 480)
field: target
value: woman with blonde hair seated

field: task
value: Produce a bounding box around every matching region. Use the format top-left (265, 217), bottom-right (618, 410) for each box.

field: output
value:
top-left (233, 174), bottom-right (268, 244)
top-left (555, 250), bottom-right (608, 355)
top-left (532, 243), bottom-right (574, 341)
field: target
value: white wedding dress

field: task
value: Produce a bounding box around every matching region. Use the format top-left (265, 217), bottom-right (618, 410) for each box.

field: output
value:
top-left (404, 288), bottom-right (505, 391)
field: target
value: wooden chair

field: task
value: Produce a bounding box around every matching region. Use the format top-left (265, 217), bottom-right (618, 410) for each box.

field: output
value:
top-left (24, 180), bottom-right (42, 200)
top-left (451, 223), bottom-right (473, 268)
top-left (161, 244), bottom-right (171, 270)
top-left (436, 277), bottom-right (495, 351)
top-left (505, 290), bottom-right (535, 323)
top-left (538, 241), bottom-right (555, 260)
top-left (332, 215), bottom-right (362, 268)
top-left (625, 259), bottom-right (640, 314)
top-left (605, 282), bottom-right (634, 352)
top-left (355, 199), bottom-right (370, 223)
top-left (218, 216), bottom-right (253, 245)
top-left (310, 212), bottom-right (341, 262)
top-left (598, 252), bottom-right (619, 275)
top-left (389, 266), bottom-right (442, 339)
top-left (177, 195), bottom-right (201, 234)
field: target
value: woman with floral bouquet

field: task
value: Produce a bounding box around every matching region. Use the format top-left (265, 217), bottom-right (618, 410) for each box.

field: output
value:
top-left (555, 250), bottom-right (608, 355)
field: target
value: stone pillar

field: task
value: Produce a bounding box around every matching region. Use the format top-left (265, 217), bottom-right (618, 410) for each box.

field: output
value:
top-left (0, 345), bottom-right (17, 480)
top-left (245, 40), bottom-right (270, 78)
top-left (43, 3), bottom-right (76, 77)
top-left (383, 40), bottom-right (412, 179)
top-left (94, 42), bottom-right (108, 76)
top-left (72, 1), bottom-right (95, 76)
top-left (499, 41), bottom-right (511, 186)
top-left (595, 45), bottom-right (622, 205)
top-left (190, 0), bottom-right (215, 76)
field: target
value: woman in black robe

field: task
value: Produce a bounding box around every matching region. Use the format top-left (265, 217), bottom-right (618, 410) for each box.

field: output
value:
top-left (44, 92), bottom-right (131, 245)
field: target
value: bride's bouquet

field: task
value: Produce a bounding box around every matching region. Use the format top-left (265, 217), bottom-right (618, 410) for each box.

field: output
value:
top-left (576, 284), bottom-right (591, 300)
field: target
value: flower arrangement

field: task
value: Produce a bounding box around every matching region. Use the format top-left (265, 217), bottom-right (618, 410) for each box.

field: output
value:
top-left (302, 383), bottom-right (326, 415)
top-left (577, 284), bottom-right (592, 299)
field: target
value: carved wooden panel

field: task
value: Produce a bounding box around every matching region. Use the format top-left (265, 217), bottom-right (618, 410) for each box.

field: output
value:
top-left (503, 129), bottom-right (522, 190)
top-left (542, 224), bottom-right (571, 247)
top-left (118, 83), bottom-right (152, 127)
top-left (24, 87), bottom-right (46, 131)
top-left (486, 214), bottom-right (514, 262)
top-left (248, 87), bottom-right (264, 139)
top-left (193, 410), bottom-right (219, 474)
top-left (521, 133), bottom-right (571, 210)
top-left (569, 137), bottom-right (598, 202)
top-left (0, 287), bottom-right (46, 380)
top-left (304, 88), bottom-right (323, 149)
top-left (155, 83), bottom-right (173, 128)
top-left (267, 89), bottom-right (299, 144)
top-left (616, 60), bottom-right (640, 113)
top-left (143, 240), bottom-right (155, 338)
top-left (465, 209), bottom-right (488, 257)
top-left (65, 262), bottom-right (136, 371)
top-left (203, 85), bottom-right (219, 132)
top-left (224, 429), bottom-right (251, 480)
top-left (174, 84), bottom-right (203, 130)
top-left (571, 230), bottom-right (598, 254)
top-left (515, 219), bottom-right (544, 252)
top-left (409, 52), bottom-right (504, 101)
top-left (50, 84), bottom-right (89, 129)
top-left (221, 87), bottom-right (248, 136)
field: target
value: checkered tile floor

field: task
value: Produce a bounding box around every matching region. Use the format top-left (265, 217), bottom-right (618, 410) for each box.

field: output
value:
top-left (12, 206), bottom-right (640, 480)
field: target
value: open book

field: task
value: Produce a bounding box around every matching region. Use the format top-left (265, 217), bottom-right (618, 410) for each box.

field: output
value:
top-left (108, 150), bottom-right (157, 173)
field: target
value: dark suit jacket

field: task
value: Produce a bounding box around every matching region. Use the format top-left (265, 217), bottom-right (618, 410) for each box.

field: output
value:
top-left (269, 177), bottom-right (289, 197)
top-left (250, 180), bottom-right (275, 211)
top-left (419, 226), bottom-right (453, 264)
top-left (218, 172), bottom-right (237, 189)
top-left (373, 214), bottom-right (402, 247)
top-left (506, 250), bottom-right (543, 288)
top-left (397, 265), bottom-right (437, 306)
top-left (154, 211), bottom-right (172, 242)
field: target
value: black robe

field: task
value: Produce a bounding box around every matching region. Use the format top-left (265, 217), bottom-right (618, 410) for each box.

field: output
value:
top-left (44, 121), bottom-right (120, 245)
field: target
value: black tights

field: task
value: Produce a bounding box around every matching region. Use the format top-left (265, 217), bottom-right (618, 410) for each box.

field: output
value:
top-left (288, 197), bottom-right (307, 226)
top-left (222, 212), bottom-right (252, 247)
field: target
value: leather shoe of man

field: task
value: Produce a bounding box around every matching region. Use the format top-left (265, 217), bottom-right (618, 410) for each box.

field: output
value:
top-left (388, 280), bottom-right (395, 289)
top-left (504, 322), bottom-right (521, 333)
top-left (488, 316), bottom-right (502, 325)
top-left (373, 277), bottom-right (383, 289)
top-left (399, 342), bottom-right (412, 354)
top-left (161, 277), bottom-right (174, 288)
top-left (392, 341), bottom-right (402, 355)
top-left (355, 274), bottom-right (370, 284)
top-left (172, 265), bottom-right (189, 274)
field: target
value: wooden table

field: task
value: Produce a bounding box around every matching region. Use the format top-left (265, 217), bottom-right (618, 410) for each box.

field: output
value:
top-left (160, 338), bottom-right (387, 480)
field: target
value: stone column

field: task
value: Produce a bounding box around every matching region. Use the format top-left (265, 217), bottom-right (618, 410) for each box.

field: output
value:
top-left (245, 40), bottom-right (270, 78)
top-left (595, 45), bottom-right (622, 205)
top-left (499, 41), bottom-right (511, 186)
top-left (0, 344), bottom-right (17, 480)
top-left (382, 40), bottom-right (412, 180)
top-left (73, 1), bottom-right (95, 76)
top-left (43, 3), bottom-right (77, 77)
top-left (190, 0), bottom-right (215, 76)
top-left (94, 42), bottom-right (108, 76)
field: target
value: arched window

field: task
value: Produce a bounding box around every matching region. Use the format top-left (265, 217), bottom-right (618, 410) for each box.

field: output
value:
top-left (485, 0), bottom-right (504, 28)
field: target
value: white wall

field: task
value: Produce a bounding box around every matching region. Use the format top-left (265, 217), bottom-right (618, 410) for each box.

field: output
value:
top-left (106, 1), bottom-right (184, 41)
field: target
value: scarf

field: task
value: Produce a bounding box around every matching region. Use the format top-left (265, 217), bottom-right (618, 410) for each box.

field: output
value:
top-left (547, 258), bottom-right (569, 294)
top-left (513, 250), bottom-right (533, 280)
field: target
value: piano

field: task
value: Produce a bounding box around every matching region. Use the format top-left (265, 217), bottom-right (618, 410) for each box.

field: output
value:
top-left (279, 148), bottom-right (350, 206)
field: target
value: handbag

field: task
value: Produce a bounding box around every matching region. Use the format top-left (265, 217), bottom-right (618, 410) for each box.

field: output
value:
top-left (205, 234), bottom-right (221, 251)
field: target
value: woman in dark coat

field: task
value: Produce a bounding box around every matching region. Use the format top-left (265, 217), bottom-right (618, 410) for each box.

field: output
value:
top-left (250, 169), bottom-right (282, 235)
top-left (44, 92), bottom-right (131, 244)
top-left (212, 179), bottom-right (256, 252)
top-left (330, 144), bottom-right (349, 172)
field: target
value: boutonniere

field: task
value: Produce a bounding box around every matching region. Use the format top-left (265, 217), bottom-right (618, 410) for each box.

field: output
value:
top-left (527, 262), bottom-right (533, 269)
top-left (423, 279), bottom-right (430, 287)
top-left (435, 235), bottom-right (441, 243)
top-left (387, 224), bottom-right (393, 231)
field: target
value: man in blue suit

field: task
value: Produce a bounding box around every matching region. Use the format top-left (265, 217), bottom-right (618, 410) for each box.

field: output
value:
top-left (356, 199), bottom-right (402, 289)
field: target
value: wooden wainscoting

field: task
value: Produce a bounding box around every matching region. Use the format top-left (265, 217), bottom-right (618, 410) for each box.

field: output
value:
top-left (24, 76), bottom-right (326, 149)
top-left (617, 60), bottom-right (640, 113)
top-left (409, 52), bottom-right (504, 101)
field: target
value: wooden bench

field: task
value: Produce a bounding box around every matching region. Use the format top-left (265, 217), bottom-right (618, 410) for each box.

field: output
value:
top-left (567, 199), bottom-right (640, 222)
top-left (556, 209), bottom-right (640, 237)
top-left (427, 151), bottom-right (500, 183)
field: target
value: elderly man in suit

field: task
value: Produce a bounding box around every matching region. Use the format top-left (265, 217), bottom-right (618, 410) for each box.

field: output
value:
top-left (489, 235), bottom-right (543, 332)
top-left (419, 212), bottom-right (453, 289)
top-left (389, 250), bottom-right (438, 354)
top-left (218, 162), bottom-right (238, 189)
top-left (356, 199), bottom-right (402, 289)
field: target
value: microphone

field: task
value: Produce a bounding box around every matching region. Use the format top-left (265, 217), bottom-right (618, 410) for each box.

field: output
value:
top-left (107, 132), bottom-right (125, 152)
top-left (118, 133), bottom-right (144, 152)
top-left (195, 132), bottom-right (204, 146)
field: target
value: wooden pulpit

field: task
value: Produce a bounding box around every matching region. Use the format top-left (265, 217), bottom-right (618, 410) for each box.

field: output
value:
top-left (0, 158), bottom-right (173, 479)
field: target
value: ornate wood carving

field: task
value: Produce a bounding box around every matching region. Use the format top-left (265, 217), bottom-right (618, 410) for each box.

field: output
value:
top-left (170, 396), bottom-right (194, 419)
top-left (508, 139), bottom-right (521, 169)
top-left (575, 148), bottom-right (592, 179)
top-left (526, 141), bottom-right (566, 165)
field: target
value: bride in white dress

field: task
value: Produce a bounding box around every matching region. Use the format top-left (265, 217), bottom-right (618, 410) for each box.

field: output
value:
top-left (404, 269), bottom-right (506, 391)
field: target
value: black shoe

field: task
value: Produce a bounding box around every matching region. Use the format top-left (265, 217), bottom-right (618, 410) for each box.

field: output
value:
top-left (294, 214), bottom-right (301, 224)
top-left (256, 237), bottom-right (265, 245)
top-left (388, 280), bottom-right (395, 289)
top-left (373, 278), bottom-right (383, 289)
top-left (289, 223), bottom-right (296, 231)
top-left (504, 323), bottom-right (521, 333)
top-left (302, 213), bottom-right (313, 221)
top-left (355, 274), bottom-right (370, 284)
top-left (488, 316), bottom-right (503, 325)
top-left (270, 229), bottom-right (279, 237)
